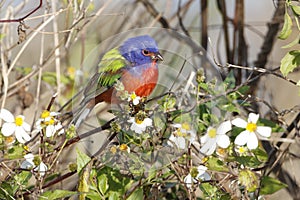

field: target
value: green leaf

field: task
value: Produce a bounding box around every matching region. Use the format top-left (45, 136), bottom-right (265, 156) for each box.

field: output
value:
top-left (97, 174), bottom-right (109, 195)
top-left (280, 50), bottom-right (300, 77)
top-left (223, 70), bottom-right (236, 89)
top-left (282, 35), bottom-right (300, 48)
top-left (127, 188), bottom-right (143, 200)
top-left (260, 176), bottom-right (287, 195)
top-left (5, 145), bottom-right (24, 159)
top-left (278, 12), bottom-right (293, 40)
top-left (76, 148), bottom-right (91, 174)
top-left (291, 5), bottom-right (300, 16)
top-left (39, 190), bottom-right (77, 200)
top-left (206, 157), bottom-right (229, 172)
top-left (108, 192), bottom-right (119, 200)
top-left (235, 156), bottom-right (262, 168)
top-left (238, 169), bottom-right (258, 192)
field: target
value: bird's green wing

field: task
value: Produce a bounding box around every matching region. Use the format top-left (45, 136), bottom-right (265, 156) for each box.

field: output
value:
top-left (97, 48), bottom-right (127, 87)
top-left (83, 48), bottom-right (127, 100)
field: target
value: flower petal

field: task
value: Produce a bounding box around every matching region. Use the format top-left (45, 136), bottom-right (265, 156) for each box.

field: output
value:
top-left (15, 126), bottom-right (31, 143)
top-left (256, 126), bottom-right (271, 137)
top-left (0, 109), bottom-right (15, 122)
top-left (232, 118), bottom-right (247, 128)
top-left (199, 172), bottom-right (211, 181)
top-left (1, 122), bottom-right (16, 136)
top-left (200, 139), bottom-right (216, 155)
top-left (234, 130), bottom-right (249, 146)
top-left (200, 134), bottom-right (208, 144)
top-left (176, 137), bottom-right (186, 149)
top-left (217, 120), bottom-right (232, 135)
top-left (144, 118), bottom-right (152, 126)
top-left (248, 113), bottom-right (259, 123)
top-left (184, 174), bottom-right (193, 188)
top-left (216, 134), bottom-right (230, 148)
top-left (46, 125), bottom-right (55, 137)
top-left (21, 160), bottom-right (34, 169)
top-left (247, 132), bottom-right (258, 149)
top-left (36, 162), bottom-right (48, 176)
top-left (22, 122), bottom-right (31, 132)
top-left (197, 165), bottom-right (208, 176)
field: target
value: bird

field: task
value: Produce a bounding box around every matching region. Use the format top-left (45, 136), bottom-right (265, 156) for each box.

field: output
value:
top-left (72, 35), bottom-right (163, 127)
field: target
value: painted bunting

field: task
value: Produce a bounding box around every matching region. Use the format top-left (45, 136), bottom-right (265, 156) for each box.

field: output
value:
top-left (73, 35), bottom-right (163, 127)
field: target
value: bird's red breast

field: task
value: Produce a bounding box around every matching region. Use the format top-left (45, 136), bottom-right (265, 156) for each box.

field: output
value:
top-left (93, 61), bottom-right (158, 104)
top-left (122, 61), bottom-right (158, 97)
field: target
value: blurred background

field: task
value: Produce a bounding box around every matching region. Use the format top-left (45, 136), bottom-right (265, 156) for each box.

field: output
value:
top-left (1, 0), bottom-right (300, 199)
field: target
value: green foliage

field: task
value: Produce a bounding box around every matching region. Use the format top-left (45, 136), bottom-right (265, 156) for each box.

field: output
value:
top-left (238, 169), bottom-right (258, 192)
top-left (206, 156), bottom-right (229, 172)
top-left (199, 183), bottom-right (231, 200)
top-left (76, 148), bottom-right (91, 174)
top-left (278, 12), bottom-right (293, 40)
top-left (260, 176), bottom-right (288, 195)
top-left (280, 50), bottom-right (300, 77)
top-left (279, 0), bottom-right (300, 88)
top-left (0, 171), bottom-right (31, 199)
top-left (86, 166), bottom-right (133, 199)
top-left (39, 190), bottom-right (77, 200)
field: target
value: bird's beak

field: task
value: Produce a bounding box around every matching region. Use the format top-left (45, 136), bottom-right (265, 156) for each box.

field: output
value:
top-left (152, 52), bottom-right (164, 62)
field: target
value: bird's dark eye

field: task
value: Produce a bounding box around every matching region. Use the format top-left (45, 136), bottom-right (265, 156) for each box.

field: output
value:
top-left (142, 49), bottom-right (150, 56)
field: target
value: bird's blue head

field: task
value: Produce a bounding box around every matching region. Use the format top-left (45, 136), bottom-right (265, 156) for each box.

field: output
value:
top-left (119, 35), bottom-right (163, 66)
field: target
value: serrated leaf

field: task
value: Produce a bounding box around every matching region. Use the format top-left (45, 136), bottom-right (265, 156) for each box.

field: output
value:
top-left (76, 148), bottom-right (91, 174)
top-left (108, 192), bottom-right (119, 200)
top-left (280, 50), bottom-right (300, 76)
top-left (127, 188), bottom-right (143, 200)
top-left (39, 190), bottom-right (77, 200)
top-left (282, 35), bottom-right (300, 48)
top-left (97, 174), bottom-right (109, 195)
top-left (278, 12), bottom-right (293, 40)
top-left (206, 157), bottom-right (229, 172)
top-left (260, 176), bottom-right (287, 195)
top-left (291, 5), bottom-right (300, 16)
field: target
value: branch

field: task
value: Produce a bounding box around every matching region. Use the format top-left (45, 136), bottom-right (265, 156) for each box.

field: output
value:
top-left (0, 0), bottom-right (43, 23)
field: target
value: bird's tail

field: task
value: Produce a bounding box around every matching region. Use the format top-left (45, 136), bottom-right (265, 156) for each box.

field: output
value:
top-left (70, 100), bottom-right (94, 128)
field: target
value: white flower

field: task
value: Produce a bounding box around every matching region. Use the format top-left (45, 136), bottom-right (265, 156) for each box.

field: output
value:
top-left (232, 113), bottom-right (271, 150)
top-left (200, 121), bottom-right (231, 155)
top-left (21, 153), bottom-right (48, 176)
top-left (167, 123), bottom-right (196, 149)
top-left (128, 92), bottom-right (141, 105)
top-left (36, 110), bottom-right (64, 137)
top-left (184, 165), bottom-right (210, 188)
top-left (0, 109), bottom-right (31, 144)
top-left (128, 116), bottom-right (152, 134)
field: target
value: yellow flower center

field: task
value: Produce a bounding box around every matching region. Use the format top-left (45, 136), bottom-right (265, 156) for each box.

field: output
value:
top-left (181, 123), bottom-right (191, 131)
top-left (217, 148), bottom-right (226, 155)
top-left (246, 123), bottom-right (257, 132)
top-left (130, 93), bottom-right (137, 100)
top-left (190, 167), bottom-right (198, 178)
top-left (15, 116), bottom-right (23, 126)
top-left (176, 129), bottom-right (187, 137)
top-left (238, 146), bottom-right (247, 154)
top-left (5, 136), bottom-right (15, 144)
top-left (119, 144), bottom-right (128, 152)
top-left (67, 66), bottom-right (75, 75)
top-left (41, 110), bottom-right (50, 119)
top-left (208, 128), bottom-right (217, 138)
top-left (110, 146), bottom-right (117, 154)
top-left (44, 118), bottom-right (55, 126)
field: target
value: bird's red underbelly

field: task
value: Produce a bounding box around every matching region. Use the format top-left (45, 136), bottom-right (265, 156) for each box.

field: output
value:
top-left (122, 66), bottom-right (158, 97)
